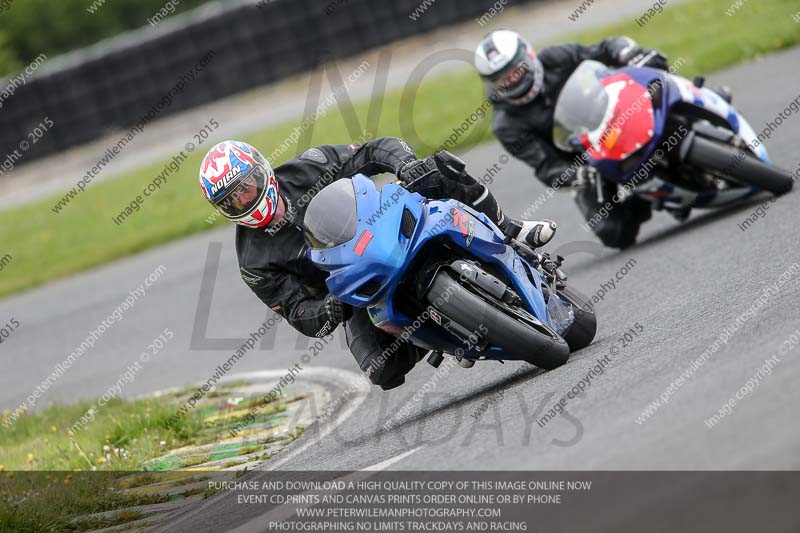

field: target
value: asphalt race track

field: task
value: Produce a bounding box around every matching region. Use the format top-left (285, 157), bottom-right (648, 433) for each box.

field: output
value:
top-left (3, 47), bottom-right (800, 531)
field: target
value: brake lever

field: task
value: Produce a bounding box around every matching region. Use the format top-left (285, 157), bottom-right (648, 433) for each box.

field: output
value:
top-left (508, 239), bottom-right (541, 267)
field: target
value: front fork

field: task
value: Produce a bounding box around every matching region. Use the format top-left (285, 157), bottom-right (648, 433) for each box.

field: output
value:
top-left (508, 241), bottom-right (575, 335)
top-left (508, 240), bottom-right (568, 289)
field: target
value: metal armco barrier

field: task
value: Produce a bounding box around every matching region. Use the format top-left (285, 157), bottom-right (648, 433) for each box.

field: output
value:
top-left (0, 0), bottom-right (535, 166)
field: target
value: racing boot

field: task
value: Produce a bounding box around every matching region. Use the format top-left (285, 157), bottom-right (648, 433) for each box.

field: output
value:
top-left (515, 219), bottom-right (558, 247)
top-left (501, 218), bottom-right (557, 248)
top-left (665, 204), bottom-right (691, 222)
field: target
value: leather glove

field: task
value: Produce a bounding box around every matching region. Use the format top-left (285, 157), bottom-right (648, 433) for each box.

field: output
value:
top-left (572, 165), bottom-right (600, 190)
top-left (432, 150), bottom-right (467, 179)
top-left (572, 165), bottom-right (614, 203)
top-left (620, 46), bottom-right (669, 70)
top-left (642, 50), bottom-right (669, 70)
top-left (397, 156), bottom-right (438, 190)
top-left (324, 294), bottom-right (352, 325)
top-left (397, 150), bottom-right (469, 189)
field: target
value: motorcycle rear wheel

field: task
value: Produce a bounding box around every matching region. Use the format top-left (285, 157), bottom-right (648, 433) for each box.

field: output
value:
top-left (685, 135), bottom-right (794, 195)
top-left (425, 271), bottom-right (570, 369)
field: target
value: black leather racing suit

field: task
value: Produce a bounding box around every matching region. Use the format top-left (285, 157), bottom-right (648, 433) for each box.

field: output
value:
top-left (492, 36), bottom-right (655, 248)
top-left (236, 138), bottom-right (500, 390)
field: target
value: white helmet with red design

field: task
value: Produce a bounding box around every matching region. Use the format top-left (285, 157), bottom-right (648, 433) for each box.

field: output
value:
top-left (474, 30), bottom-right (544, 106)
top-left (199, 140), bottom-right (279, 228)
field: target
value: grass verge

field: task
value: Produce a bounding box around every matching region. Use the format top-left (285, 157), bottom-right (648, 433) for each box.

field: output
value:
top-left (0, 398), bottom-right (206, 471)
top-left (0, 381), bottom-right (306, 532)
top-left (0, 398), bottom-right (205, 532)
top-left (1, 0), bottom-right (798, 299)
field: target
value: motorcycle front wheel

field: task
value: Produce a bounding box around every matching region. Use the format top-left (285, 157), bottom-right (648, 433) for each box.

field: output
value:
top-left (555, 286), bottom-right (597, 351)
top-left (425, 271), bottom-right (570, 369)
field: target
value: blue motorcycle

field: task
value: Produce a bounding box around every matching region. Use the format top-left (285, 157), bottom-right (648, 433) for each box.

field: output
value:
top-left (303, 174), bottom-right (596, 370)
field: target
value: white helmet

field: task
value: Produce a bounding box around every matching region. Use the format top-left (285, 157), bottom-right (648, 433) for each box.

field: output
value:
top-left (474, 30), bottom-right (544, 106)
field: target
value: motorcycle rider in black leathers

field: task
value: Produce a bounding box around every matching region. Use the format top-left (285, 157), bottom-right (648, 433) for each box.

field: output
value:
top-left (474, 30), bottom-right (671, 248)
top-left (198, 138), bottom-right (558, 390)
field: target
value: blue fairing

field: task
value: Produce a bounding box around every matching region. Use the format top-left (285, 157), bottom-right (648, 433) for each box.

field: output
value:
top-left (308, 175), bottom-right (552, 360)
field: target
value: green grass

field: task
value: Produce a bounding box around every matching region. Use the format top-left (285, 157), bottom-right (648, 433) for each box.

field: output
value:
top-left (0, 472), bottom-right (164, 533)
top-left (0, 399), bottom-right (206, 532)
top-left (0, 387), bottom-right (305, 531)
top-left (568, 0), bottom-right (800, 76)
top-left (0, 398), bottom-right (205, 471)
top-left (1, 0), bottom-right (798, 298)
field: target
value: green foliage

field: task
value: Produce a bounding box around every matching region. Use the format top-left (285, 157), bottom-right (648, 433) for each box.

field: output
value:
top-left (0, 398), bottom-right (204, 471)
top-left (0, 0), bottom-right (210, 76)
top-left (0, 472), bottom-right (164, 533)
top-left (0, 0), bottom-right (799, 298)
top-left (0, 31), bottom-right (20, 76)
top-left (569, 0), bottom-right (800, 79)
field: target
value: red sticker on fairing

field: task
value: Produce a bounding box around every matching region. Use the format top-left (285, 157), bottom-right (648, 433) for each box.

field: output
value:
top-left (452, 209), bottom-right (469, 237)
top-left (354, 230), bottom-right (373, 256)
top-left (586, 73), bottom-right (655, 162)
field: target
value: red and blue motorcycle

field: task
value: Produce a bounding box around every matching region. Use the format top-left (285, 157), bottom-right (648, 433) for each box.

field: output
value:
top-left (553, 59), bottom-right (793, 218)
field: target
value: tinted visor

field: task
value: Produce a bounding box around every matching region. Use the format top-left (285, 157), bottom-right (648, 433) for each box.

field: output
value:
top-left (214, 166), bottom-right (268, 218)
top-left (485, 52), bottom-right (539, 101)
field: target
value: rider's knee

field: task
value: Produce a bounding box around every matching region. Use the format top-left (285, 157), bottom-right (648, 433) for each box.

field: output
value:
top-left (353, 342), bottom-right (421, 390)
top-left (361, 359), bottom-right (407, 390)
top-left (593, 218), bottom-right (637, 249)
top-left (376, 375), bottom-right (405, 391)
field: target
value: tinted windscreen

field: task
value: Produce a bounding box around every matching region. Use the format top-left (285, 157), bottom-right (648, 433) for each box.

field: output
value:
top-left (303, 179), bottom-right (358, 249)
top-left (553, 60), bottom-right (610, 151)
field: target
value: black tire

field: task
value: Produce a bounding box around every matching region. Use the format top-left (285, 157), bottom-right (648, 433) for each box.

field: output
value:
top-left (426, 272), bottom-right (570, 369)
top-left (556, 286), bottom-right (597, 351)
top-left (685, 135), bottom-right (794, 195)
